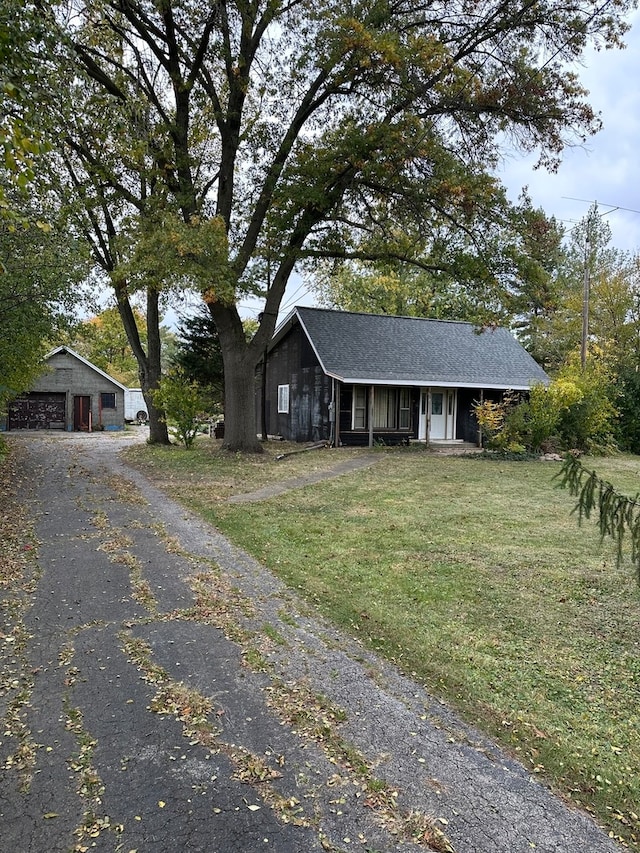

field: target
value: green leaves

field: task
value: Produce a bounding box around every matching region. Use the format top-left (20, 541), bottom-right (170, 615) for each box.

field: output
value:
top-left (556, 454), bottom-right (640, 584)
top-left (151, 369), bottom-right (209, 448)
top-left (116, 211), bottom-right (232, 301)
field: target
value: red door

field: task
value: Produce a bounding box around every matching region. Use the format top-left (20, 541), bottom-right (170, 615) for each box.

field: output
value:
top-left (73, 396), bottom-right (91, 431)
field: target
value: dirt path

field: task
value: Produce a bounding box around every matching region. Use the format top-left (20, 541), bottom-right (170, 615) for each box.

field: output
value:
top-left (0, 432), bottom-right (624, 853)
top-left (227, 452), bottom-right (382, 503)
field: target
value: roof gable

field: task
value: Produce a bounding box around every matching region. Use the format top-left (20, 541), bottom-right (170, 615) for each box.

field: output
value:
top-left (46, 346), bottom-right (128, 391)
top-left (275, 307), bottom-right (548, 390)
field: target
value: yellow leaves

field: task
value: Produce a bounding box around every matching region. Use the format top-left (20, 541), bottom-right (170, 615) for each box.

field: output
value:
top-left (335, 16), bottom-right (402, 71)
top-left (235, 753), bottom-right (283, 785)
top-left (547, 378), bottom-right (583, 409)
top-left (473, 398), bottom-right (507, 434)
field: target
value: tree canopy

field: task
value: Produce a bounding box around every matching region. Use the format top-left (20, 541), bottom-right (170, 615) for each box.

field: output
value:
top-left (67, 307), bottom-right (176, 386)
top-left (14, 0), bottom-right (635, 449)
top-left (0, 189), bottom-right (88, 412)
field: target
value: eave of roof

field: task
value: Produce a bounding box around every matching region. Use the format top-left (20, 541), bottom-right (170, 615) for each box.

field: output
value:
top-left (328, 374), bottom-right (535, 390)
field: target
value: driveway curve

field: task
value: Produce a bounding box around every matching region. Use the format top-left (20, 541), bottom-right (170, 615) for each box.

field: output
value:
top-left (0, 431), bottom-right (625, 853)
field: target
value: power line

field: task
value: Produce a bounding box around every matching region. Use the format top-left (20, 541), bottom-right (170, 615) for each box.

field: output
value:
top-left (279, 279), bottom-right (311, 314)
top-left (562, 196), bottom-right (640, 216)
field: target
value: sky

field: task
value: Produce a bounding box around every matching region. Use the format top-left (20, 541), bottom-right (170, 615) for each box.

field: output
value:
top-left (498, 9), bottom-right (640, 254)
top-left (251, 9), bottom-right (640, 326)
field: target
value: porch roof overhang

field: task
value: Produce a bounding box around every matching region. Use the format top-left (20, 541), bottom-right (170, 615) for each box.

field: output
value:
top-left (326, 373), bottom-right (535, 391)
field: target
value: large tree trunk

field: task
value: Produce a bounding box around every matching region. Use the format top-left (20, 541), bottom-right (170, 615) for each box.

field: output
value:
top-left (114, 279), bottom-right (170, 445)
top-left (221, 349), bottom-right (262, 453)
top-left (208, 300), bottom-right (264, 453)
top-left (143, 288), bottom-right (170, 445)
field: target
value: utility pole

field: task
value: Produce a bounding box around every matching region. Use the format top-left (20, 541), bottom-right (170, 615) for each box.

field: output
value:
top-left (580, 224), bottom-right (591, 370)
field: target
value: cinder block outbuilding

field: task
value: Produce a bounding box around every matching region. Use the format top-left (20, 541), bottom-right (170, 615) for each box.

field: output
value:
top-left (3, 346), bottom-right (126, 432)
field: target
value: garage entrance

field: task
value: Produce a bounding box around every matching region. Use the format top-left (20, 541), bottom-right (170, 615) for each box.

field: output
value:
top-left (7, 393), bottom-right (66, 430)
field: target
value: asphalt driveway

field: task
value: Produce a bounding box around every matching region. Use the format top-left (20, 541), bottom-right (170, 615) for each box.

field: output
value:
top-left (0, 431), bottom-right (625, 853)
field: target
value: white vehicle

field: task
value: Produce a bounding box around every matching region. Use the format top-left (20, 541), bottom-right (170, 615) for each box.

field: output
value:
top-left (124, 388), bottom-right (148, 422)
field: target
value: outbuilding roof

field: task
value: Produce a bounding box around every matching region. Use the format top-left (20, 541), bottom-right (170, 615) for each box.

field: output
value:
top-left (273, 307), bottom-right (549, 390)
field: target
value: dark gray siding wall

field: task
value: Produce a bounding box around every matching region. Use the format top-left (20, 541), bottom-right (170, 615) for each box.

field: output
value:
top-left (456, 388), bottom-right (479, 443)
top-left (264, 326), bottom-right (332, 442)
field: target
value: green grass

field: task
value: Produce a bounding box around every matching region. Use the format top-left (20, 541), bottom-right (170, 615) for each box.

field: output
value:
top-left (123, 441), bottom-right (640, 846)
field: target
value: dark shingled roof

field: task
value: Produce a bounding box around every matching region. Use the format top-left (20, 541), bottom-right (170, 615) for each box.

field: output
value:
top-left (278, 307), bottom-right (548, 389)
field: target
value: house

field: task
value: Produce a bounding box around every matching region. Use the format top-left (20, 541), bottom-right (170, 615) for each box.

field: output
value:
top-left (259, 307), bottom-right (549, 447)
top-left (3, 346), bottom-right (127, 432)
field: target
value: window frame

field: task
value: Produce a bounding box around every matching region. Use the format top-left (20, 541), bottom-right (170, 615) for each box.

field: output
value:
top-left (277, 384), bottom-right (290, 414)
top-left (399, 388), bottom-right (411, 429)
top-left (352, 386), bottom-right (367, 429)
top-left (351, 386), bottom-right (412, 431)
top-left (100, 392), bottom-right (116, 410)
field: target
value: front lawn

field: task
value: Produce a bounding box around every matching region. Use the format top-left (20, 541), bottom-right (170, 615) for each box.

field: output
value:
top-left (124, 440), bottom-right (640, 848)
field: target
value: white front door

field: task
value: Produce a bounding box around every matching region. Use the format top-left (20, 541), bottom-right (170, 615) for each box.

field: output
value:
top-left (420, 389), bottom-right (457, 441)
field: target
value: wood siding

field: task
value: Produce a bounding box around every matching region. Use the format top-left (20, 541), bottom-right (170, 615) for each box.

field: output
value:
top-left (263, 324), bottom-right (332, 442)
top-left (456, 388), bottom-right (478, 443)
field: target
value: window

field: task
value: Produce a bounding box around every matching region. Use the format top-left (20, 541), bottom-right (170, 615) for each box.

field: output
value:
top-left (399, 389), bottom-right (411, 429)
top-left (431, 392), bottom-right (443, 416)
top-left (373, 388), bottom-right (397, 429)
top-left (277, 384), bottom-right (290, 414)
top-left (352, 386), bottom-right (411, 430)
top-left (352, 387), bottom-right (367, 429)
top-left (100, 392), bottom-right (116, 409)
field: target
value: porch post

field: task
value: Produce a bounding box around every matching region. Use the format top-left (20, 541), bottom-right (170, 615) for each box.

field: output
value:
top-left (368, 385), bottom-right (374, 448)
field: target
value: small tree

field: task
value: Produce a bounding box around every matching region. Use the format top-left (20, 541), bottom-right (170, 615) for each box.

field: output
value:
top-left (151, 371), bottom-right (207, 449)
top-left (474, 392), bottom-right (525, 453)
top-left (510, 380), bottom-right (584, 452)
top-left (554, 357), bottom-right (617, 454)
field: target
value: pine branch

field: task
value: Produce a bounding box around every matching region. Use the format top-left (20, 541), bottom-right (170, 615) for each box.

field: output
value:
top-left (555, 455), bottom-right (640, 585)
